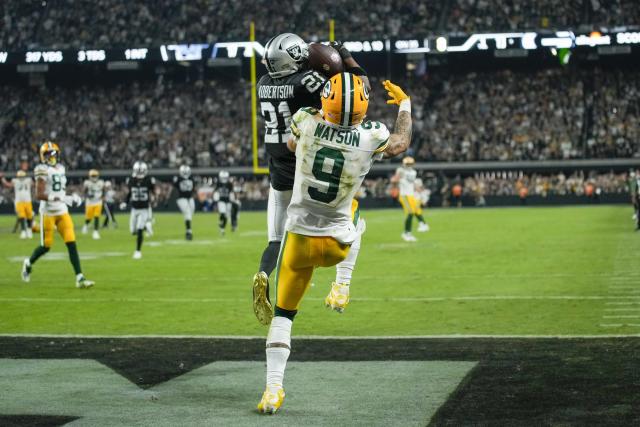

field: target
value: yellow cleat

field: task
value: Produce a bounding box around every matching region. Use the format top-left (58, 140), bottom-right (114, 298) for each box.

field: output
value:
top-left (252, 271), bottom-right (273, 325)
top-left (257, 384), bottom-right (285, 414)
top-left (325, 282), bottom-right (350, 313)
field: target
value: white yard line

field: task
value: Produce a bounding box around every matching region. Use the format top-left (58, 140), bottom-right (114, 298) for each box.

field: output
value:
top-left (599, 324), bottom-right (640, 328)
top-left (602, 315), bottom-right (640, 319)
top-left (604, 308), bottom-right (640, 312)
top-left (605, 301), bottom-right (640, 305)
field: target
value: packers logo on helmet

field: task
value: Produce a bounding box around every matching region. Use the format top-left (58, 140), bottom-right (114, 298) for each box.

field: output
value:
top-left (321, 72), bottom-right (369, 128)
top-left (39, 141), bottom-right (60, 166)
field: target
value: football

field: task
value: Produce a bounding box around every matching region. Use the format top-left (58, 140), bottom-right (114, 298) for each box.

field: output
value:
top-left (308, 43), bottom-right (344, 77)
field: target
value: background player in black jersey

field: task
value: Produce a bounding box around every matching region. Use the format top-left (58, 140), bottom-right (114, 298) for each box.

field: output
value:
top-left (252, 33), bottom-right (370, 325)
top-left (173, 165), bottom-right (196, 240)
top-left (121, 161), bottom-right (155, 259)
top-left (214, 170), bottom-right (236, 236)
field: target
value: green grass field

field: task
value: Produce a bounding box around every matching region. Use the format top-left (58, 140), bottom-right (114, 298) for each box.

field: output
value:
top-left (1, 205), bottom-right (639, 337)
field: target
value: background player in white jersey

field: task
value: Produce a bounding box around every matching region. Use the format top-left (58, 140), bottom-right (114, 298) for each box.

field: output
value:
top-left (214, 170), bottom-right (235, 235)
top-left (21, 142), bottom-right (94, 289)
top-left (391, 156), bottom-right (429, 241)
top-left (82, 169), bottom-right (105, 240)
top-left (1, 170), bottom-right (34, 239)
top-left (173, 165), bottom-right (196, 240)
top-left (102, 180), bottom-right (118, 228)
top-left (122, 161), bottom-right (155, 259)
top-left (255, 75), bottom-right (413, 414)
top-left (253, 34), bottom-right (370, 324)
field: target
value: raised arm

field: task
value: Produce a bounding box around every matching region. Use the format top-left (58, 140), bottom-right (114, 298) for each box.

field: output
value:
top-left (382, 80), bottom-right (413, 159)
top-left (330, 42), bottom-right (371, 91)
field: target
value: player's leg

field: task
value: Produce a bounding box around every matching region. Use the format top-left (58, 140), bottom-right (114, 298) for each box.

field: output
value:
top-left (25, 203), bottom-right (34, 238)
top-left (259, 232), bottom-right (314, 414)
top-left (22, 213), bottom-right (52, 282)
top-left (83, 205), bottom-right (91, 234)
top-left (92, 204), bottom-right (102, 239)
top-left (16, 203), bottom-right (27, 239)
top-left (329, 200), bottom-right (363, 313)
top-left (259, 187), bottom-right (292, 276)
top-left (217, 201), bottom-right (227, 235)
top-left (253, 187), bottom-right (292, 325)
top-left (132, 209), bottom-right (147, 259)
top-left (231, 201), bottom-right (239, 232)
top-left (413, 197), bottom-right (429, 232)
top-left (177, 198), bottom-right (192, 239)
top-left (57, 214), bottom-right (93, 288)
top-left (144, 207), bottom-right (153, 236)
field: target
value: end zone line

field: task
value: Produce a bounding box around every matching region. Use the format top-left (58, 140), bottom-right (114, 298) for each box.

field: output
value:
top-left (1, 333), bottom-right (640, 339)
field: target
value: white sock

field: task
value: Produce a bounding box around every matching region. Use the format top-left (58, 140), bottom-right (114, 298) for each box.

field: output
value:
top-left (76, 273), bottom-right (84, 281)
top-left (335, 234), bottom-right (361, 285)
top-left (265, 316), bottom-right (292, 387)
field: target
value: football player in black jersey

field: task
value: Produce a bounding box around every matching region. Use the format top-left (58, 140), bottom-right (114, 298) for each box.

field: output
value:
top-left (252, 33), bottom-right (370, 325)
top-left (214, 170), bottom-right (235, 236)
top-left (173, 165), bottom-right (196, 240)
top-left (122, 161), bottom-right (155, 259)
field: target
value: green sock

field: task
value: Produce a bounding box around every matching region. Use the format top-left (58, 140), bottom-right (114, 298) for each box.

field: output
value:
top-left (29, 245), bottom-right (50, 265)
top-left (416, 214), bottom-right (425, 223)
top-left (94, 217), bottom-right (100, 231)
top-left (66, 241), bottom-right (82, 275)
top-left (405, 215), bottom-right (413, 233)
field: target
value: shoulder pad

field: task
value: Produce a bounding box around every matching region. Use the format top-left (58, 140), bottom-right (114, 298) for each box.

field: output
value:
top-left (34, 164), bottom-right (48, 177)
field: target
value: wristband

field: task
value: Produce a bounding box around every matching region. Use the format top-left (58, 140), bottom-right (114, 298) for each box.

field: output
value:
top-left (399, 98), bottom-right (411, 113)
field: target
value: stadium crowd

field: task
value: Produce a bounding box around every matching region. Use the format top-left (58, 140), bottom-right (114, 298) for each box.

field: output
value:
top-left (2, 66), bottom-right (639, 172)
top-left (2, 0), bottom-right (639, 50)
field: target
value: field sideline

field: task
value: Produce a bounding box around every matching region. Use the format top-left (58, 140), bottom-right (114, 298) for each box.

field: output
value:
top-left (1, 205), bottom-right (639, 337)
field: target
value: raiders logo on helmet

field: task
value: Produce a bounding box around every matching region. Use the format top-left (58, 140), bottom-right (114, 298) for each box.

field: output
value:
top-left (286, 45), bottom-right (303, 61)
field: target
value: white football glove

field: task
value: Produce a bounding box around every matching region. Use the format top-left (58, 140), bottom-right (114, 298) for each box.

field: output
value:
top-left (64, 194), bottom-right (83, 207)
top-left (119, 202), bottom-right (127, 210)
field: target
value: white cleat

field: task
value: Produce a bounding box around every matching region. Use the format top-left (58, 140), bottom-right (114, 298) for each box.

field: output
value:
top-left (418, 222), bottom-right (430, 232)
top-left (401, 232), bottom-right (417, 242)
top-left (92, 230), bottom-right (101, 240)
top-left (82, 225), bottom-right (88, 234)
top-left (325, 282), bottom-right (350, 313)
top-left (133, 251), bottom-right (142, 260)
top-left (76, 275), bottom-right (95, 289)
top-left (21, 258), bottom-right (31, 283)
top-left (19, 230), bottom-right (27, 239)
top-left (26, 229), bottom-right (33, 239)
top-left (633, 214), bottom-right (637, 221)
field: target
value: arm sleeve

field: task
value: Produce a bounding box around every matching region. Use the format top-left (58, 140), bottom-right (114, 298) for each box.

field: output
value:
top-left (34, 165), bottom-right (48, 180)
top-left (373, 123), bottom-right (391, 154)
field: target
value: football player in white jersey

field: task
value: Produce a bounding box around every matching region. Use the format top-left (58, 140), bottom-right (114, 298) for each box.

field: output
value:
top-left (82, 169), bottom-right (105, 239)
top-left (255, 75), bottom-right (413, 414)
top-left (21, 142), bottom-right (94, 288)
top-left (173, 165), bottom-right (196, 240)
top-left (391, 156), bottom-right (429, 241)
top-left (1, 170), bottom-right (34, 239)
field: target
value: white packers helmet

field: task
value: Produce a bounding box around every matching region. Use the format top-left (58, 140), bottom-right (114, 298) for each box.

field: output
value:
top-left (218, 170), bottom-right (229, 183)
top-left (132, 161), bottom-right (148, 178)
top-left (179, 165), bottom-right (191, 178)
top-left (263, 33), bottom-right (309, 78)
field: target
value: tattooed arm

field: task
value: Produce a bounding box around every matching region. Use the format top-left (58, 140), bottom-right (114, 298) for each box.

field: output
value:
top-left (381, 80), bottom-right (412, 158)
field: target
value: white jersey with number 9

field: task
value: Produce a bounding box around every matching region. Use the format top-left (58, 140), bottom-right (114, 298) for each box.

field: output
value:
top-left (286, 108), bottom-right (389, 244)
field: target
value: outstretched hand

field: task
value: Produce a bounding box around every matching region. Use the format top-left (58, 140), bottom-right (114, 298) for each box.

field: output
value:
top-left (383, 80), bottom-right (409, 105)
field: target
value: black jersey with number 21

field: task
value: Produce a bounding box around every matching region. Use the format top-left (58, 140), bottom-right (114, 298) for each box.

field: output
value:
top-left (257, 69), bottom-right (326, 191)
